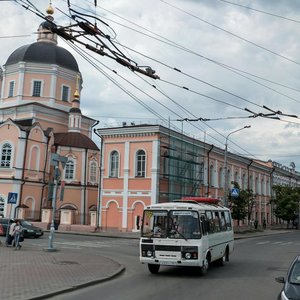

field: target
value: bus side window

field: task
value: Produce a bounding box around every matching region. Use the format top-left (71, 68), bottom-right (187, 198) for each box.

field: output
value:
top-left (213, 211), bottom-right (221, 232)
top-left (206, 211), bottom-right (215, 234)
top-left (224, 211), bottom-right (232, 230)
top-left (220, 212), bottom-right (227, 231)
top-left (200, 215), bottom-right (208, 235)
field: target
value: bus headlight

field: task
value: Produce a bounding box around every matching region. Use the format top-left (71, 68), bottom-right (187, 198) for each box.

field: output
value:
top-left (182, 246), bottom-right (198, 259)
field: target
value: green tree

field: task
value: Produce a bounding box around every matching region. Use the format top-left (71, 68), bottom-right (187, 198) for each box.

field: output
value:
top-left (273, 185), bottom-right (299, 228)
top-left (228, 182), bottom-right (253, 226)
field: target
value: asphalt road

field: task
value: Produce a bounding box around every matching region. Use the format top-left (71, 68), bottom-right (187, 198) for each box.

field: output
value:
top-left (26, 231), bottom-right (300, 300)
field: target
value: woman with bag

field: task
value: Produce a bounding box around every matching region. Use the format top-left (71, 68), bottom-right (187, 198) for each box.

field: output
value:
top-left (6, 219), bottom-right (16, 246)
top-left (13, 220), bottom-right (23, 250)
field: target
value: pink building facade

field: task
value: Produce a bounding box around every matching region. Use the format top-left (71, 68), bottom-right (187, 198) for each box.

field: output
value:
top-left (96, 124), bottom-right (275, 232)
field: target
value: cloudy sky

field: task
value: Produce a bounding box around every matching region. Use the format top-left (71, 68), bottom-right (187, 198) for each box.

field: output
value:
top-left (1, 0), bottom-right (300, 169)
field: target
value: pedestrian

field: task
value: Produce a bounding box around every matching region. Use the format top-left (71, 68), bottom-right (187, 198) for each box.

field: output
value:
top-left (263, 218), bottom-right (266, 230)
top-left (13, 220), bottom-right (23, 250)
top-left (254, 219), bottom-right (258, 230)
top-left (6, 219), bottom-right (16, 246)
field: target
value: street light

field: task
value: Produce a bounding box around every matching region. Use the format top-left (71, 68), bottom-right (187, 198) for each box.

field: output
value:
top-left (223, 125), bottom-right (251, 207)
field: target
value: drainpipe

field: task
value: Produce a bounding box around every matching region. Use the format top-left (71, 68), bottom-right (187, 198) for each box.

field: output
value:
top-left (93, 128), bottom-right (103, 230)
top-left (206, 145), bottom-right (214, 197)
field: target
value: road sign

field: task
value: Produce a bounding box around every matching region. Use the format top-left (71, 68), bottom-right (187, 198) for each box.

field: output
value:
top-left (7, 192), bottom-right (18, 204)
top-left (231, 188), bottom-right (239, 198)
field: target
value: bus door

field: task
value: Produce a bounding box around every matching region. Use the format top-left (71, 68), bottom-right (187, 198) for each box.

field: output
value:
top-left (200, 214), bottom-right (209, 257)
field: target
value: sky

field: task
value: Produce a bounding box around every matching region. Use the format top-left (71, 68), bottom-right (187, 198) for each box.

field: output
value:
top-left (1, 0), bottom-right (300, 170)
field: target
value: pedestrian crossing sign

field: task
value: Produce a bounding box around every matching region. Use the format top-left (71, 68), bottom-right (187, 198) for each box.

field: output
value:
top-left (231, 188), bottom-right (239, 198)
top-left (7, 192), bottom-right (18, 204)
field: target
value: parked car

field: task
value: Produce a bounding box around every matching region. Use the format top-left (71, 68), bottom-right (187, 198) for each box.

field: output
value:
top-left (0, 218), bottom-right (43, 238)
top-left (19, 220), bottom-right (44, 238)
top-left (0, 218), bottom-right (12, 236)
top-left (276, 255), bottom-right (300, 300)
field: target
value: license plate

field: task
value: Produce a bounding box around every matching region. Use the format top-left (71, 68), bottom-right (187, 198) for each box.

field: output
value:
top-left (159, 260), bottom-right (178, 265)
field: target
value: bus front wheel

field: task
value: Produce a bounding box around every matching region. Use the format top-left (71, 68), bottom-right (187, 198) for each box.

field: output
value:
top-left (148, 264), bottom-right (160, 274)
top-left (200, 256), bottom-right (209, 276)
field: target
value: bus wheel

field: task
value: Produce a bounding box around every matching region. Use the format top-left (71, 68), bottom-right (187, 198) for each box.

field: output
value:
top-left (200, 256), bottom-right (209, 276)
top-left (148, 264), bottom-right (160, 274)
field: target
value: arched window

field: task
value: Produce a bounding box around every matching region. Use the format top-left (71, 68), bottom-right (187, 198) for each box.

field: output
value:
top-left (65, 159), bottom-right (75, 180)
top-left (0, 195), bottom-right (5, 217)
top-left (219, 167), bottom-right (223, 188)
top-left (136, 150), bottom-right (146, 177)
top-left (90, 161), bottom-right (97, 183)
top-left (234, 171), bottom-right (238, 184)
top-left (1, 143), bottom-right (12, 168)
top-left (241, 174), bottom-right (246, 190)
top-left (110, 151), bottom-right (119, 177)
top-left (255, 177), bottom-right (259, 194)
top-left (209, 164), bottom-right (214, 187)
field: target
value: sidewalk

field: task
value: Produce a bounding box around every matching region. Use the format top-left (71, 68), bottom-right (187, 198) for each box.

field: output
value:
top-left (0, 228), bottom-right (293, 300)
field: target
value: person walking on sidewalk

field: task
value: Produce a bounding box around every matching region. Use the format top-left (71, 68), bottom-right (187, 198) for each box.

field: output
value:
top-left (6, 219), bottom-right (16, 246)
top-left (13, 220), bottom-right (23, 250)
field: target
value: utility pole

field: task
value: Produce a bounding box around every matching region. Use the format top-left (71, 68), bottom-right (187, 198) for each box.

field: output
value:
top-left (44, 154), bottom-right (67, 252)
top-left (224, 126), bottom-right (251, 207)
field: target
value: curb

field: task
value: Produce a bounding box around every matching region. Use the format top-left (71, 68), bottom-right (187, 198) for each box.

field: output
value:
top-left (29, 265), bottom-right (126, 300)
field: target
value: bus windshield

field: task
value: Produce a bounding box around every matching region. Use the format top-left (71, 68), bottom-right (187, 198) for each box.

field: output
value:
top-left (142, 210), bottom-right (201, 239)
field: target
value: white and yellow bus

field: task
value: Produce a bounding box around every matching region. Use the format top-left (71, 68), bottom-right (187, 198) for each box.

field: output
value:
top-left (140, 197), bottom-right (234, 274)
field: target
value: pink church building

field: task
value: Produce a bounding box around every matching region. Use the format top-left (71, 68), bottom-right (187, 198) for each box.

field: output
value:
top-left (0, 7), bottom-right (100, 229)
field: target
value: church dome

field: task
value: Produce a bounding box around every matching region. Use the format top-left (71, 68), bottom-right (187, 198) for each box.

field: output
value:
top-left (5, 41), bottom-right (79, 72)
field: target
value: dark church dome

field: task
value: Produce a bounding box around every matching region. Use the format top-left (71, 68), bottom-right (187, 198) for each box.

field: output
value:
top-left (5, 42), bottom-right (79, 72)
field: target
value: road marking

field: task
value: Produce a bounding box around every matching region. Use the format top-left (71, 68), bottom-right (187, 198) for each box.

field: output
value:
top-left (256, 241), bottom-right (270, 244)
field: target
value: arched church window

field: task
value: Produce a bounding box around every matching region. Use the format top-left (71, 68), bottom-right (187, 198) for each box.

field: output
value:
top-left (65, 159), bottom-right (75, 180)
top-left (1, 143), bottom-right (12, 168)
top-left (90, 161), bottom-right (97, 183)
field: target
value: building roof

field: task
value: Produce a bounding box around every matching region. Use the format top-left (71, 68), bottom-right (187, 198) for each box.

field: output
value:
top-left (54, 132), bottom-right (99, 150)
top-left (5, 42), bottom-right (79, 72)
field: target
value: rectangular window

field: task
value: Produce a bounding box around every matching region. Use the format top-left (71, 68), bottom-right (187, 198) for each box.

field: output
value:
top-left (8, 81), bottom-right (15, 97)
top-left (32, 81), bottom-right (42, 97)
top-left (62, 85), bottom-right (69, 102)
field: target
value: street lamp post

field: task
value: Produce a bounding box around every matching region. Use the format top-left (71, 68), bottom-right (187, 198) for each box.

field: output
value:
top-left (223, 125), bottom-right (251, 207)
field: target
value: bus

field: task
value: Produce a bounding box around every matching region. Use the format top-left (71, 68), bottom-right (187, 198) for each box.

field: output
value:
top-left (139, 197), bottom-right (234, 274)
